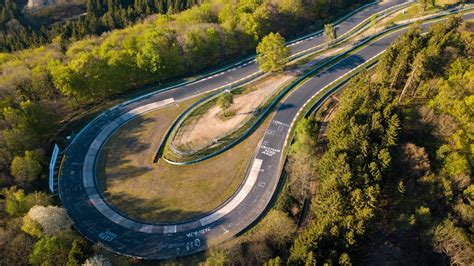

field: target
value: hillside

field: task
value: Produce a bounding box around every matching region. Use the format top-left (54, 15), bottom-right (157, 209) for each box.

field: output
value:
top-left (26, 0), bottom-right (85, 12)
top-left (0, 0), bottom-right (200, 52)
top-left (287, 17), bottom-right (473, 265)
top-left (0, 0), bottom-right (371, 264)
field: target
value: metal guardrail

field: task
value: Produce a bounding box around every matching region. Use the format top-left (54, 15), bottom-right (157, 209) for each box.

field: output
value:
top-left (289, 0), bottom-right (414, 61)
top-left (280, 5), bottom-right (474, 160)
top-left (162, 2), bottom-right (468, 165)
top-left (159, 2), bottom-right (419, 164)
top-left (62, 0), bottom-right (383, 152)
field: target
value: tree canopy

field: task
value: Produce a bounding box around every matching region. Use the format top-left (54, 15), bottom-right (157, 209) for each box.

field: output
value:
top-left (324, 23), bottom-right (336, 44)
top-left (256, 32), bottom-right (290, 72)
top-left (288, 16), bottom-right (474, 265)
top-left (217, 91), bottom-right (234, 116)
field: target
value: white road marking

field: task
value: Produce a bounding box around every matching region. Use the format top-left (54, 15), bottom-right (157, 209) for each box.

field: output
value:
top-left (199, 159), bottom-right (263, 227)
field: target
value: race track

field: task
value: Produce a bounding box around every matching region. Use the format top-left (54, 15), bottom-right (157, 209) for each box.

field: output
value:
top-left (59, 1), bottom-right (472, 259)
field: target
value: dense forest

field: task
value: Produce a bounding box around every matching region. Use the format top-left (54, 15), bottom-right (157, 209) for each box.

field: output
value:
top-left (2, 0), bottom-right (470, 263)
top-left (0, 0), bottom-right (201, 52)
top-left (0, 0), bottom-right (369, 264)
top-left (286, 17), bottom-right (473, 265)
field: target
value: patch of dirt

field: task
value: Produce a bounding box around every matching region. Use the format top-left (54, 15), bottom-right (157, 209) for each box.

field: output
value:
top-left (173, 74), bottom-right (295, 151)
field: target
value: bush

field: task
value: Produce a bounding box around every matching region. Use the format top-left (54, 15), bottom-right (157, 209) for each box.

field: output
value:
top-left (11, 150), bottom-right (42, 183)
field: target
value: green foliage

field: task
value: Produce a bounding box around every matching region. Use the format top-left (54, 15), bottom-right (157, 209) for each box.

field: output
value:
top-left (345, 16), bottom-right (472, 265)
top-left (433, 220), bottom-right (473, 265)
top-left (305, 251), bottom-right (316, 266)
top-left (370, 14), bottom-right (377, 27)
top-left (0, 0), bottom-right (363, 103)
top-left (419, 0), bottom-right (435, 10)
top-left (339, 253), bottom-right (352, 265)
top-left (217, 91), bottom-right (234, 115)
top-left (0, 0), bottom-right (370, 109)
top-left (205, 249), bottom-right (227, 266)
top-left (0, 0), bottom-right (400, 263)
top-left (284, 18), bottom-right (473, 263)
top-left (289, 70), bottom-right (398, 263)
top-left (256, 32), bottom-right (290, 73)
top-left (414, 206), bottom-right (431, 226)
top-left (255, 210), bottom-right (296, 250)
top-left (324, 23), bottom-right (337, 43)
top-left (291, 117), bottom-right (318, 156)
top-left (21, 216), bottom-right (44, 238)
top-left (11, 150), bottom-right (42, 183)
top-left (0, 229), bottom-right (36, 265)
top-left (287, 116), bottom-right (318, 204)
top-left (2, 101), bottom-right (57, 153)
top-left (0, 0), bottom-right (200, 52)
top-left (1, 187), bottom-right (51, 217)
top-left (266, 256), bottom-right (282, 266)
top-left (29, 235), bottom-right (69, 265)
top-left (464, 185), bottom-right (474, 204)
top-left (277, 0), bottom-right (305, 16)
top-left (206, 210), bottom-right (296, 264)
top-left (66, 239), bottom-right (88, 266)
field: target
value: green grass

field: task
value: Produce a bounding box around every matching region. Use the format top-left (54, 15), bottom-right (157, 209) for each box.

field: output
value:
top-left (384, 4), bottom-right (442, 26)
top-left (96, 96), bottom-right (271, 223)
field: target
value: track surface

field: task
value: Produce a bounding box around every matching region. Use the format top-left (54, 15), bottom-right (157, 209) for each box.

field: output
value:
top-left (58, 0), bottom-right (455, 259)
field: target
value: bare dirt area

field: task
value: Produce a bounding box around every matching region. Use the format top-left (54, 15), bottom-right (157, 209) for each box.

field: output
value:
top-left (173, 74), bottom-right (294, 151)
top-left (96, 97), bottom-right (270, 223)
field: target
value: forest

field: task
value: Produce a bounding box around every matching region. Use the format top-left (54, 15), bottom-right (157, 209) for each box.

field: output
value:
top-left (285, 16), bottom-right (473, 265)
top-left (0, 0), bottom-right (369, 264)
top-left (0, 0), bottom-right (201, 52)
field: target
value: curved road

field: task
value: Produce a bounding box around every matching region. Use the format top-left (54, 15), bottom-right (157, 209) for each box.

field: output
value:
top-left (59, 0), bottom-right (458, 259)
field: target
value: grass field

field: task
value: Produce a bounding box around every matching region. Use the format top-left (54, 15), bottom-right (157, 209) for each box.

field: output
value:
top-left (96, 97), bottom-right (270, 223)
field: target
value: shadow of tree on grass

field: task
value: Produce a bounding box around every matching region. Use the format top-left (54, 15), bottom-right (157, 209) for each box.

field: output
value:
top-left (104, 191), bottom-right (208, 224)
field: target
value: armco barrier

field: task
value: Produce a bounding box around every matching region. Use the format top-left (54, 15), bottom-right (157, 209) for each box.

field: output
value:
top-left (162, 28), bottom-right (401, 164)
top-left (63, 0), bottom-right (382, 151)
top-left (289, 0), bottom-right (413, 61)
top-left (286, 1), bottom-right (381, 45)
top-left (59, 0), bottom-right (416, 201)
top-left (280, 5), bottom-right (474, 157)
top-left (160, 6), bottom-right (474, 165)
top-left (160, 1), bottom-right (423, 163)
top-left (163, 1), bottom-right (418, 161)
top-left (153, 71), bottom-right (266, 162)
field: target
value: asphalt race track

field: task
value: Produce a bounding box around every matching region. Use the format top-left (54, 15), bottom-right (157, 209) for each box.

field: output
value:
top-left (59, 1), bottom-right (472, 259)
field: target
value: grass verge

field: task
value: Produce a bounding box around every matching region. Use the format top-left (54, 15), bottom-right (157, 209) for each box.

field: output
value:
top-left (96, 96), bottom-right (270, 223)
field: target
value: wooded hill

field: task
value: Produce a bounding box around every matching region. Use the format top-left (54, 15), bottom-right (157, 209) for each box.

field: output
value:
top-left (0, 0), bottom-right (201, 52)
top-left (287, 17), bottom-right (473, 265)
top-left (0, 0), bottom-right (368, 264)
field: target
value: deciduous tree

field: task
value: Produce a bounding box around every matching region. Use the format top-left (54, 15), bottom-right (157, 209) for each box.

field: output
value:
top-left (324, 23), bottom-right (336, 44)
top-left (217, 91), bottom-right (234, 117)
top-left (25, 205), bottom-right (72, 236)
top-left (256, 32), bottom-right (290, 72)
top-left (11, 150), bottom-right (42, 183)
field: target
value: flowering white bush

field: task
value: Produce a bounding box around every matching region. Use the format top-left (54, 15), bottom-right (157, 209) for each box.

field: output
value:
top-left (83, 254), bottom-right (112, 266)
top-left (26, 205), bottom-right (71, 236)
